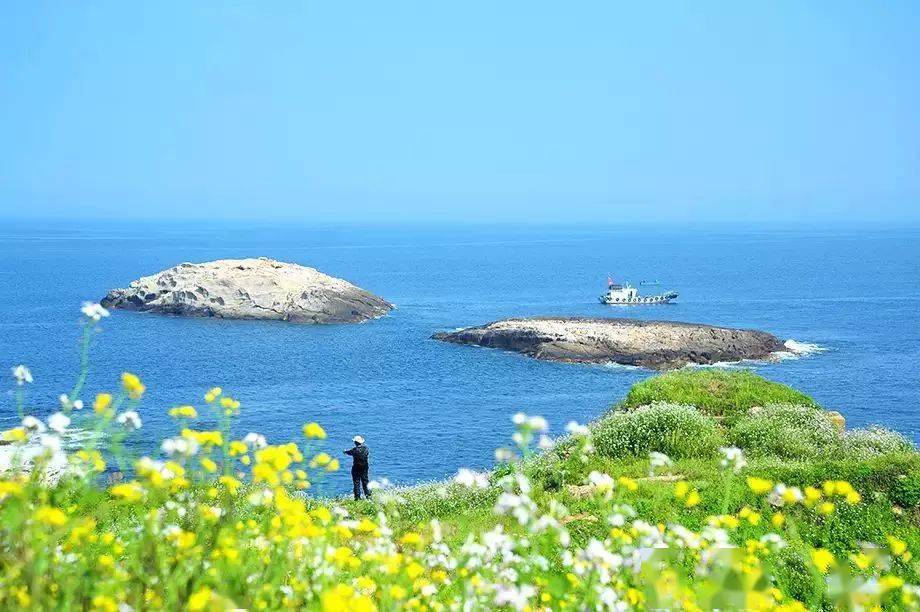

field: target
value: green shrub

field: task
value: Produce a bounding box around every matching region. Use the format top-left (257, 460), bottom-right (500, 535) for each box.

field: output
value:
top-left (593, 402), bottom-right (724, 460)
top-left (729, 404), bottom-right (841, 460)
top-left (842, 426), bottom-right (915, 460)
top-left (892, 472), bottom-right (920, 509)
top-left (623, 370), bottom-right (818, 421)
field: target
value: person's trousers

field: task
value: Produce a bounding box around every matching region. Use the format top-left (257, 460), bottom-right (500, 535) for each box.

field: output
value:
top-left (352, 468), bottom-right (370, 500)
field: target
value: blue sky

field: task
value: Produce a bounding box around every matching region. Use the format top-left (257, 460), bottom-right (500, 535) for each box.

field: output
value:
top-left (1, 2), bottom-right (918, 223)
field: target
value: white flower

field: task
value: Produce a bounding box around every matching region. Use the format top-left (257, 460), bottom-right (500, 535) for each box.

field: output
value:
top-left (495, 447), bottom-right (515, 462)
top-left (59, 394), bottom-right (84, 411)
top-left (537, 434), bottom-right (554, 450)
top-left (454, 468), bottom-right (490, 489)
top-left (243, 432), bottom-right (267, 449)
top-left (81, 302), bottom-right (110, 322)
top-left (588, 471), bottom-right (616, 494)
top-left (39, 434), bottom-right (62, 453)
top-left (527, 416), bottom-right (548, 432)
top-left (48, 412), bottom-right (70, 434)
top-left (161, 436), bottom-right (198, 457)
top-left (368, 477), bottom-right (392, 491)
top-left (21, 416), bottom-right (46, 434)
top-left (768, 483), bottom-right (803, 507)
top-left (759, 533), bottom-right (787, 551)
top-left (565, 421), bottom-right (590, 436)
top-left (719, 446), bottom-right (747, 472)
top-left (116, 410), bottom-right (142, 431)
top-left (494, 584), bottom-right (536, 610)
top-left (511, 412), bottom-right (548, 432)
top-left (11, 365), bottom-right (32, 385)
top-left (649, 451), bottom-right (672, 468)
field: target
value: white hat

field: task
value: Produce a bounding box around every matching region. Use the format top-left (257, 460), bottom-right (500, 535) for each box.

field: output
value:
top-left (353, 435), bottom-right (365, 444)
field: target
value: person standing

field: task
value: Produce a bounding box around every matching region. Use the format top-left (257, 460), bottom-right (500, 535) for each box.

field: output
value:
top-left (344, 435), bottom-right (371, 500)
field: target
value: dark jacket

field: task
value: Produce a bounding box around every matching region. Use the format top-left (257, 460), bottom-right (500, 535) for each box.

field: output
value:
top-left (345, 443), bottom-right (369, 472)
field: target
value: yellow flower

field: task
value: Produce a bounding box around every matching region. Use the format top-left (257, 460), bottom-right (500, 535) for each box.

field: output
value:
top-left (204, 387), bottom-right (222, 403)
top-left (321, 584), bottom-right (375, 612)
top-left (75, 449), bottom-right (106, 472)
top-left (674, 481), bottom-right (689, 498)
top-left (888, 535), bottom-right (908, 556)
top-left (35, 506), bottom-right (68, 527)
top-left (850, 552), bottom-right (872, 570)
top-left (0, 480), bottom-right (24, 500)
top-left (229, 441), bottom-right (248, 456)
top-left (818, 502), bottom-right (835, 515)
top-left (94, 393), bottom-right (113, 415)
top-left (771, 513), bottom-right (786, 528)
top-left (110, 481), bottom-right (145, 502)
top-left (811, 548), bottom-right (835, 573)
top-left (326, 459), bottom-right (340, 472)
top-left (880, 575), bottom-right (905, 591)
top-left (92, 595), bottom-right (118, 612)
top-left (406, 562), bottom-right (425, 580)
top-left (400, 532), bottom-right (422, 546)
top-left (738, 506), bottom-right (762, 525)
top-left (747, 476), bottom-right (773, 494)
top-left (182, 429), bottom-right (223, 447)
top-left (169, 405), bottom-right (197, 418)
top-left (845, 490), bottom-right (862, 504)
top-left (804, 486), bottom-right (822, 506)
top-left (121, 372), bottom-right (145, 399)
top-left (219, 396), bottom-right (240, 413)
top-left (303, 422), bottom-right (327, 439)
top-left (617, 476), bottom-right (639, 492)
top-left (310, 452), bottom-right (332, 468)
top-left (200, 458), bottom-right (218, 473)
top-left (389, 585), bottom-right (408, 600)
top-left (219, 475), bottom-right (242, 495)
top-left (188, 587), bottom-right (212, 611)
top-left (1, 427), bottom-right (27, 442)
top-left (684, 490), bottom-right (701, 508)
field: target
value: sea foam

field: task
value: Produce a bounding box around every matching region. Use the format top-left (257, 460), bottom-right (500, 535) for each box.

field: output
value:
top-left (771, 339), bottom-right (828, 361)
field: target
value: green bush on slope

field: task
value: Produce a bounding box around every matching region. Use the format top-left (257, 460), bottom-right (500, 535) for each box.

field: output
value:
top-left (622, 369), bottom-right (818, 421)
top-left (592, 402), bottom-right (724, 459)
top-left (729, 403), bottom-right (841, 460)
top-left (843, 425), bottom-right (915, 460)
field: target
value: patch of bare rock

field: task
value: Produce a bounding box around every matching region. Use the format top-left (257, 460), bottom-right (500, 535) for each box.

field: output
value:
top-left (432, 317), bottom-right (786, 370)
top-left (102, 258), bottom-right (392, 324)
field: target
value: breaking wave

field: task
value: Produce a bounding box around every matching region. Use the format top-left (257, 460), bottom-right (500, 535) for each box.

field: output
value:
top-left (772, 339), bottom-right (828, 361)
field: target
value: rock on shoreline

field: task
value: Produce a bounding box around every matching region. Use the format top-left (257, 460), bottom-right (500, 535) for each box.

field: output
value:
top-left (432, 317), bottom-right (786, 370)
top-left (102, 258), bottom-right (393, 324)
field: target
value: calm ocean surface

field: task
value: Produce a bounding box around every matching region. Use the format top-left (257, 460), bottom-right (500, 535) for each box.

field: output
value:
top-left (2, 221), bottom-right (918, 493)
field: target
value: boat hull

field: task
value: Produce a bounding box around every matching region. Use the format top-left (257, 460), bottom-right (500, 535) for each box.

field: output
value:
top-left (599, 292), bottom-right (678, 305)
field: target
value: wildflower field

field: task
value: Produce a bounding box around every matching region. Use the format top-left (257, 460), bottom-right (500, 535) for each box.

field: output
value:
top-left (2, 306), bottom-right (920, 610)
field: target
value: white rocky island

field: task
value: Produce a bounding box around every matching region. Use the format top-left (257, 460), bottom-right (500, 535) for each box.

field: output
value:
top-left (102, 258), bottom-right (393, 324)
top-left (433, 317), bottom-right (787, 370)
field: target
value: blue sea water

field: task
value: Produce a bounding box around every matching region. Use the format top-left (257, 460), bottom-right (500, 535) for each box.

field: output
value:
top-left (1, 221), bottom-right (918, 493)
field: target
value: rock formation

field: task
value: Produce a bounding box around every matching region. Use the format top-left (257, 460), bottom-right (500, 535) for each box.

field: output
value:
top-left (102, 258), bottom-right (392, 324)
top-left (433, 317), bottom-right (786, 370)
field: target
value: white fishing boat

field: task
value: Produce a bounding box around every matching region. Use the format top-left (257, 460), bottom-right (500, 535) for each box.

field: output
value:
top-left (599, 277), bottom-right (677, 305)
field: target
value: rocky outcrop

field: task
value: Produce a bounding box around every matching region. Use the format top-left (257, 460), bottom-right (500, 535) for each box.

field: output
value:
top-left (102, 258), bottom-right (392, 324)
top-left (432, 317), bottom-right (786, 370)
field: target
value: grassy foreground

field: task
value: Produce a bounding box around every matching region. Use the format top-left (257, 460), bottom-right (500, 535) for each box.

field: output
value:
top-left (2, 308), bottom-right (920, 610)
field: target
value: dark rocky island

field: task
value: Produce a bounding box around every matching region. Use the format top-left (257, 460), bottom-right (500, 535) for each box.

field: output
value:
top-left (102, 258), bottom-right (393, 324)
top-left (432, 317), bottom-right (787, 370)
